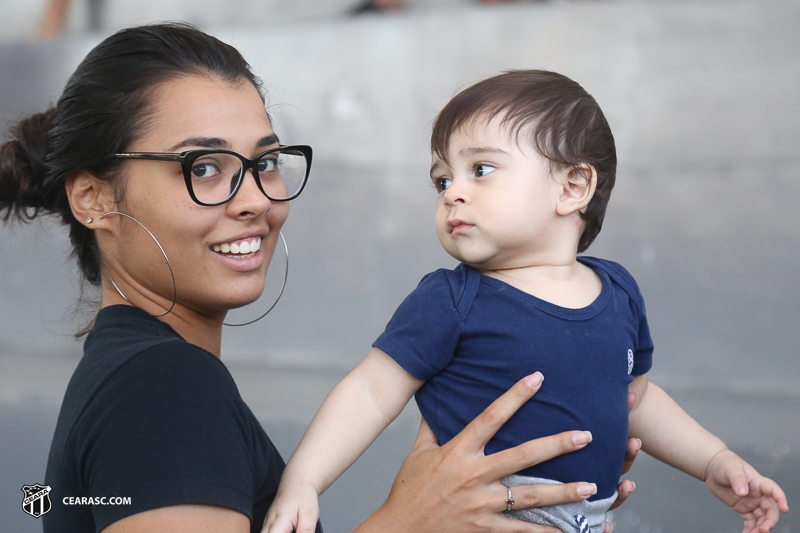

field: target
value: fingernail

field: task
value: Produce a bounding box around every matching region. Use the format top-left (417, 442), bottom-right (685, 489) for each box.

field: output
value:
top-left (573, 431), bottom-right (593, 446)
top-left (635, 438), bottom-right (643, 450)
top-left (630, 481), bottom-right (636, 491)
top-left (524, 372), bottom-right (544, 388)
top-left (578, 483), bottom-right (597, 498)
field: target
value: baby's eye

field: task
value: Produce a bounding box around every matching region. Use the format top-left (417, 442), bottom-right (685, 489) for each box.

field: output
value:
top-left (432, 177), bottom-right (452, 192)
top-left (474, 163), bottom-right (496, 177)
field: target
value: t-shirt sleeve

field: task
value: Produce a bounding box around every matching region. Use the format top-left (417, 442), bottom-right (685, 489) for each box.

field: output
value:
top-left (66, 341), bottom-right (259, 531)
top-left (373, 270), bottom-right (462, 380)
top-left (632, 297), bottom-right (654, 376)
top-left (585, 257), bottom-right (654, 376)
top-left (616, 264), bottom-right (654, 376)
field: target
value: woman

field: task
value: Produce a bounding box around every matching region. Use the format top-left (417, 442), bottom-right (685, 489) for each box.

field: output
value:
top-left (0, 23), bottom-right (636, 533)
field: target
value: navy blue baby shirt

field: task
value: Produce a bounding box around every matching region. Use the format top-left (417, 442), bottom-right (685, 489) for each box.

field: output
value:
top-left (374, 257), bottom-right (653, 500)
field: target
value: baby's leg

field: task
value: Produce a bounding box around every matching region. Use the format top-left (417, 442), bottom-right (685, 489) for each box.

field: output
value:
top-left (502, 475), bottom-right (616, 533)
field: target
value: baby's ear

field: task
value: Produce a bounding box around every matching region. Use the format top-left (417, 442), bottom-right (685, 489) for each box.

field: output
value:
top-left (556, 164), bottom-right (597, 217)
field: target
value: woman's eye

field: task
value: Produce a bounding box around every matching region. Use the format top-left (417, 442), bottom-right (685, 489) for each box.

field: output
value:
top-left (475, 163), bottom-right (496, 177)
top-left (191, 162), bottom-right (220, 179)
top-left (433, 177), bottom-right (452, 192)
top-left (257, 158), bottom-right (277, 172)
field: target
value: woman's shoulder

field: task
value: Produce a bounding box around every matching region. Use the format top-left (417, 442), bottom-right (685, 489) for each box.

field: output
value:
top-left (49, 308), bottom-right (279, 533)
top-left (77, 304), bottom-right (233, 400)
top-left (58, 305), bottom-right (242, 447)
top-left (56, 306), bottom-right (260, 473)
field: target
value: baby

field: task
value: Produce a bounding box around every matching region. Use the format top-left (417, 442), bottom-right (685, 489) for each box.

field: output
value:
top-left (265, 70), bottom-right (788, 533)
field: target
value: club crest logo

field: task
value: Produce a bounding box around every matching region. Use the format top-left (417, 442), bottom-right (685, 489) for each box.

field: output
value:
top-left (627, 349), bottom-right (634, 375)
top-left (21, 483), bottom-right (52, 518)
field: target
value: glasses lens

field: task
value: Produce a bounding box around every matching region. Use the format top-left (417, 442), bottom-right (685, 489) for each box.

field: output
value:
top-left (256, 150), bottom-right (307, 200)
top-left (188, 152), bottom-right (244, 205)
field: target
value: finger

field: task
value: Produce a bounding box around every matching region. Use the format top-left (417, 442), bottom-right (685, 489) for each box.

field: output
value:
top-left (411, 416), bottom-right (440, 453)
top-left (609, 479), bottom-right (635, 511)
top-left (454, 372), bottom-right (544, 451)
top-left (729, 463), bottom-right (749, 498)
top-left (261, 513), bottom-right (277, 533)
top-left (620, 438), bottom-right (641, 476)
top-left (507, 481), bottom-right (598, 511)
top-left (486, 429), bottom-right (592, 479)
top-left (760, 478), bottom-right (790, 513)
top-left (261, 512), bottom-right (273, 532)
top-left (627, 392), bottom-right (636, 412)
top-left (739, 501), bottom-right (768, 533)
top-left (741, 515), bottom-right (755, 533)
top-left (604, 522), bottom-right (612, 533)
top-left (263, 516), bottom-right (292, 533)
top-left (756, 498), bottom-right (780, 533)
top-left (296, 508), bottom-right (319, 533)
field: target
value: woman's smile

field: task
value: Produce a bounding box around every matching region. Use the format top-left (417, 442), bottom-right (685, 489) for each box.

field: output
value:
top-left (211, 235), bottom-right (262, 255)
top-left (211, 235), bottom-right (265, 272)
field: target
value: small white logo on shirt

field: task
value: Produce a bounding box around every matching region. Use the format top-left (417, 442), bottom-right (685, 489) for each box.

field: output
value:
top-left (627, 349), bottom-right (634, 375)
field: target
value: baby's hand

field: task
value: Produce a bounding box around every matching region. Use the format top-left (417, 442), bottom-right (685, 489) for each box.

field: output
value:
top-left (704, 449), bottom-right (789, 533)
top-left (262, 478), bottom-right (320, 533)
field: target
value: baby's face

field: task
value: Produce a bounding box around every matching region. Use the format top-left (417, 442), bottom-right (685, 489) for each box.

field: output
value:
top-left (430, 116), bottom-right (564, 271)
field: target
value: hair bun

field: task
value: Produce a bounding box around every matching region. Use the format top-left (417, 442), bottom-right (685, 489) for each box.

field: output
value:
top-left (0, 107), bottom-right (56, 221)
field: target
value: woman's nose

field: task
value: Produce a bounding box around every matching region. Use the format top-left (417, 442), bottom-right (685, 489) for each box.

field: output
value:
top-left (227, 169), bottom-right (271, 218)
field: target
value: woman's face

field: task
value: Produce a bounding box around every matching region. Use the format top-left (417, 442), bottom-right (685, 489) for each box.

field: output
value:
top-left (105, 74), bottom-right (287, 320)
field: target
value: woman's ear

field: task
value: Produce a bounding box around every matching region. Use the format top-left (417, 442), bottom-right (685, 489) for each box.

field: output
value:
top-left (556, 164), bottom-right (597, 217)
top-left (65, 171), bottom-right (116, 229)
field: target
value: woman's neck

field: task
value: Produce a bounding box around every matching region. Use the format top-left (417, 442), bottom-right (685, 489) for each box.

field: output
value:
top-left (100, 283), bottom-right (224, 357)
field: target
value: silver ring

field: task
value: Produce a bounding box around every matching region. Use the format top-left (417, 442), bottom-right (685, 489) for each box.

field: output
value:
top-left (505, 486), bottom-right (515, 511)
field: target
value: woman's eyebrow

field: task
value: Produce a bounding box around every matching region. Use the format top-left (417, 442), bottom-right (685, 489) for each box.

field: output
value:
top-left (255, 134), bottom-right (280, 149)
top-left (166, 133), bottom-right (280, 152)
top-left (167, 137), bottom-right (231, 152)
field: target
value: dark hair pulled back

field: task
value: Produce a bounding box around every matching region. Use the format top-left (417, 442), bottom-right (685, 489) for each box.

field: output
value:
top-left (0, 22), bottom-right (264, 285)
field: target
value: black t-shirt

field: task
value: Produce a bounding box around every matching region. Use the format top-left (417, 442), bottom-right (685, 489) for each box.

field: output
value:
top-left (43, 305), bottom-right (313, 533)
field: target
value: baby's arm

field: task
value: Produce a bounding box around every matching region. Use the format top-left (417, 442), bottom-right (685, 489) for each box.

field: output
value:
top-left (264, 348), bottom-right (423, 533)
top-left (629, 375), bottom-right (789, 533)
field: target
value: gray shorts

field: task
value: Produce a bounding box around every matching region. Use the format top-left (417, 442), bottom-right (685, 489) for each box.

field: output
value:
top-left (502, 475), bottom-right (617, 533)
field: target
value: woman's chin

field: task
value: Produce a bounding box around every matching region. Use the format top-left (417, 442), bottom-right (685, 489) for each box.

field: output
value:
top-left (224, 290), bottom-right (267, 311)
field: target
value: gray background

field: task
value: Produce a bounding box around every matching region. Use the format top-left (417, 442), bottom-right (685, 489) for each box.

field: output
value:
top-left (1, 0), bottom-right (798, 531)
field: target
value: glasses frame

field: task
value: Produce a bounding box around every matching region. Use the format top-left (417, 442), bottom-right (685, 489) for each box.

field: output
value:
top-left (115, 144), bottom-right (313, 207)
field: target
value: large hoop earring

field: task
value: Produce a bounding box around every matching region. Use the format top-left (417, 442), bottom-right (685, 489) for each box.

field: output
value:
top-left (100, 211), bottom-right (177, 318)
top-left (223, 231), bottom-right (289, 327)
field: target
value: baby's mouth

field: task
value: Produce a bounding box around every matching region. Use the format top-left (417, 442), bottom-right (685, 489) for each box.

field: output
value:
top-left (212, 236), bottom-right (262, 258)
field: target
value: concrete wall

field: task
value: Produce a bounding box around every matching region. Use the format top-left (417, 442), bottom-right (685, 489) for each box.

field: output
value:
top-left (1, 1), bottom-right (799, 531)
top-left (3, 0), bottom-right (798, 392)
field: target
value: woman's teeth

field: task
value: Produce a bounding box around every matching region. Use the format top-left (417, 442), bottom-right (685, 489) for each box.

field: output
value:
top-left (212, 236), bottom-right (261, 256)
